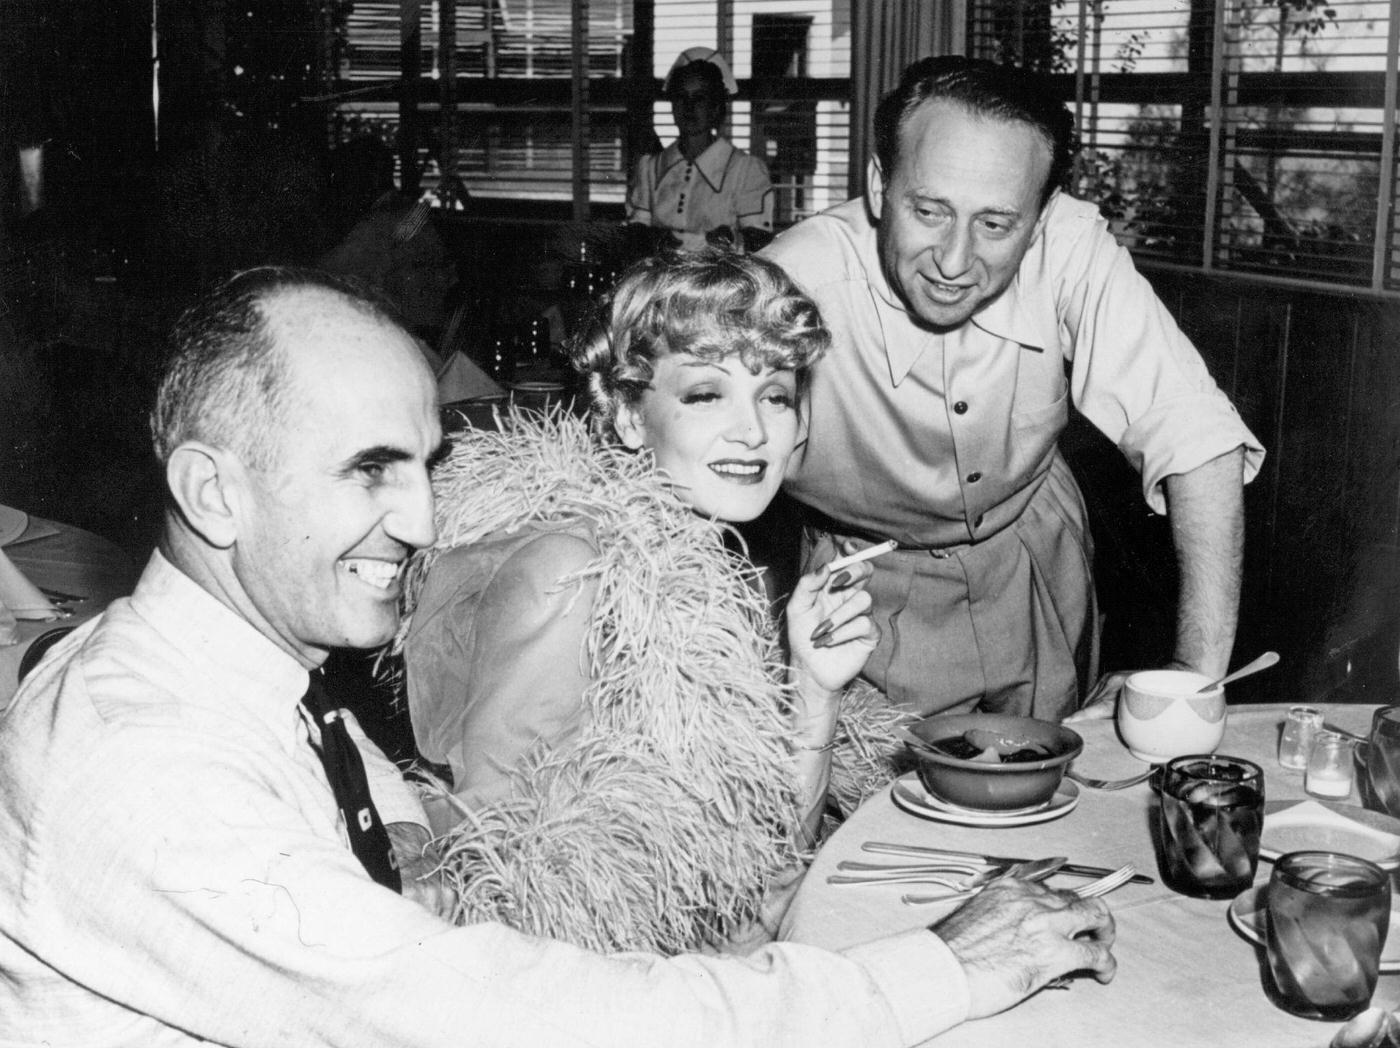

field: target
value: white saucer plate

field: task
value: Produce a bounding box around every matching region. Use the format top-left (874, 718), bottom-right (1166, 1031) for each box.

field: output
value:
top-left (1259, 799), bottom-right (1400, 870)
top-left (1228, 884), bottom-right (1400, 973)
top-left (891, 772), bottom-right (1080, 827)
top-left (0, 505), bottom-right (30, 547)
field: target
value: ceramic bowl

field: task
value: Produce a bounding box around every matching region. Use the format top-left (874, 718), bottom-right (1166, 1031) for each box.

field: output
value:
top-left (1116, 669), bottom-right (1226, 763)
top-left (905, 713), bottom-right (1084, 812)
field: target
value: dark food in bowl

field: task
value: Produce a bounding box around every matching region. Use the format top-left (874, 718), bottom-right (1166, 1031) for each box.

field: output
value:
top-left (906, 713), bottom-right (1084, 812)
top-left (927, 734), bottom-right (1055, 764)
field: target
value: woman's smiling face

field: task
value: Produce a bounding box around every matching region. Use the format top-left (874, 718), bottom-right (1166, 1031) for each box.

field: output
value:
top-left (614, 352), bottom-right (801, 523)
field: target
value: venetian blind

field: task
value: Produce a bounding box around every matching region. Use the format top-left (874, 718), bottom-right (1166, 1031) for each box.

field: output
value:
top-left (335, 0), bottom-right (633, 207)
top-left (969, 0), bottom-right (1400, 295)
top-left (651, 0), bottom-right (853, 225)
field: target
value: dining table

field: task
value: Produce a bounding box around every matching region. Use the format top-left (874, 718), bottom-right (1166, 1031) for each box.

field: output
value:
top-left (780, 701), bottom-right (1399, 1048)
top-left (0, 514), bottom-right (138, 706)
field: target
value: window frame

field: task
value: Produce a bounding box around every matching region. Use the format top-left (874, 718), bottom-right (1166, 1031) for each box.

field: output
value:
top-left (969, 0), bottom-right (1400, 298)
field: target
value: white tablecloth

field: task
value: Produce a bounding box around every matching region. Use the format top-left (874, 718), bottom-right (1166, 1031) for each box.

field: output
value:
top-left (781, 702), bottom-right (1399, 1048)
top-left (0, 519), bottom-right (136, 705)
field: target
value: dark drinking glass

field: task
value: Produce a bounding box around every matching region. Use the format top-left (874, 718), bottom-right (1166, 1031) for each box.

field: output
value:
top-left (1364, 705), bottom-right (1400, 817)
top-left (1157, 754), bottom-right (1265, 899)
top-left (1266, 851), bottom-right (1390, 1021)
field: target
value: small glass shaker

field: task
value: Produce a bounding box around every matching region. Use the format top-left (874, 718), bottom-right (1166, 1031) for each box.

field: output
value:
top-left (1279, 705), bottom-right (1324, 770)
top-left (1305, 731), bottom-right (1355, 799)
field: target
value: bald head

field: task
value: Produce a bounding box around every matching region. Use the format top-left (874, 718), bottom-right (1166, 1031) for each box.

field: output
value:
top-left (151, 267), bottom-right (410, 471)
top-left (152, 267), bottom-right (442, 666)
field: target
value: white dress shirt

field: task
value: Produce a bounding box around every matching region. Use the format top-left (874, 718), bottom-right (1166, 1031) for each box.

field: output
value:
top-left (0, 551), bottom-right (968, 1047)
top-left (765, 192), bottom-right (1264, 543)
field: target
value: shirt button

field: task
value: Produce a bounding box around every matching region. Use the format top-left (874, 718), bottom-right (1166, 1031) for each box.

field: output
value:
top-left (953, 400), bottom-right (968, 415)
top-left (967, 471), bottom-right (982, 484)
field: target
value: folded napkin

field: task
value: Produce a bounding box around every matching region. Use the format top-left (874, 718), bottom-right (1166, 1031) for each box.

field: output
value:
top-left (436, 351), bottom-right (504, 404)
top-left (0, 547), bottom-right (57, 621)
top-left (1266, 799), bottom-right (1400, 863)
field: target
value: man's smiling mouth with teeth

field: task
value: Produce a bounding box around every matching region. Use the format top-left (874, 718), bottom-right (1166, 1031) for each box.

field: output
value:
top-left (343, 559), bottom-right (401, 589)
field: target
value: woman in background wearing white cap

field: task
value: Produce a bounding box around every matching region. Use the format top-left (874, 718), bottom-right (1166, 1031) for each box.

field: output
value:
top-left (625, 48), bottom-right (774, 254)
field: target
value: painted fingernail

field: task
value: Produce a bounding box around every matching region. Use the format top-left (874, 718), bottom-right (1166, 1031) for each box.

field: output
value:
top-left (809, 619), bottom-right (833, 643)
top-left (828, 570), bottom-right (853, 591)
top-left (813, 634), bottom-right (835, 649)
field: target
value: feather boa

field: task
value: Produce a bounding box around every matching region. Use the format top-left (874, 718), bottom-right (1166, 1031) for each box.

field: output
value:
top-left (397, 409), bottom-right (905, 954)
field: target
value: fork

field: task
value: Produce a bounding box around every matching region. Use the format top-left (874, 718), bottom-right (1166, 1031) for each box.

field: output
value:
top-left (899, 858), bottom-right (1067, 904)
top-left (1072, 863), bottom-right (1136, 898)
top-left (1066, 767), bottom-right (1156, 791)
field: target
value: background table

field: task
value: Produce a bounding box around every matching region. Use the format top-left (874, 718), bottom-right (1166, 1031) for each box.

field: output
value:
top-left (781, 703), bottom-right (1397, 1048)
top-left (1, 518), bottom-right (137, 705)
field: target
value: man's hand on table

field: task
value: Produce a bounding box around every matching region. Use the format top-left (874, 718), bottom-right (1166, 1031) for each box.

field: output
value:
top-left (1063, 670), bottom-right (1130, 722)
top-left (931, 878), bottom-right (1117, 1017)
top-left (387, 822), bottom-right (455, 919)
top-left (1065, 658), bottom-right (1201, 723)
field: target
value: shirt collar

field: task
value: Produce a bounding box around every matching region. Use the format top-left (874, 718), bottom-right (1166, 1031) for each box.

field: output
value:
top-left (658, 137), bottom-right (736, 193)
top-left (131, 550), bottom-right (312, 738)
top-left (859, 203), bottom-right (1059, 383)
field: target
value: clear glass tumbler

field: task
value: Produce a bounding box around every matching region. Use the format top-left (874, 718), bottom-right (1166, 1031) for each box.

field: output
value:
top-left (1157, 754), bottom-right (1265, 899)
top-left (1279, 706), bottom-right (1324, 770)
top-left (1307, 731), bottom-right (1356, 799)
top-left (1266, 851), bottom-right (1391, 1021)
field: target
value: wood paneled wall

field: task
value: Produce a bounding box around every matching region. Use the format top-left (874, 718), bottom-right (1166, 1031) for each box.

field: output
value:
top-left (1077, 266), bottom-right (1400, 705)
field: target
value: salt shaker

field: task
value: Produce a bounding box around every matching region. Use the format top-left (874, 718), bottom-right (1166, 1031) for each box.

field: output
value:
top-left (1305, 731), bottom-right (1354, 799)
top-left (1279, 705), bottom-right (1325, 770)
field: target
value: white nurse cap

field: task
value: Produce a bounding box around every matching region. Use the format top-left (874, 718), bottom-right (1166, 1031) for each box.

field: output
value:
top-left (663, 47), bottom-right (739, 96)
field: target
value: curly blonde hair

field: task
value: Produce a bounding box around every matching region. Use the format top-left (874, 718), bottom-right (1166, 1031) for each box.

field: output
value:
top-left (569, 248), bottom-right (830, 440)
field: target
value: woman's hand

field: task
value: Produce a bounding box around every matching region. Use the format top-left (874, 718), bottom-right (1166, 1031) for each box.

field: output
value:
top-left (785, 552), bottom-right (879, 839)
top-left (785, 552), bottom-right (879, 715)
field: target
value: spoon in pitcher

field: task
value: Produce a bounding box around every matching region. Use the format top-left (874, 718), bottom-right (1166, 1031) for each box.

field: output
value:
top-left (1197, 651), bottom-right (1279, 693)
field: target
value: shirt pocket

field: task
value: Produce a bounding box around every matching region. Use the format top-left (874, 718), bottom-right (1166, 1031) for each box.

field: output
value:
top-left (1012, 382), bottom-right (1069, 434)
top-left (1008, 384), bottom-right (1069, 480)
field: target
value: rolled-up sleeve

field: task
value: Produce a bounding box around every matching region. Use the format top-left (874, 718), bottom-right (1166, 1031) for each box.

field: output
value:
top-left (1045, 198), bottom-right (1265, 513)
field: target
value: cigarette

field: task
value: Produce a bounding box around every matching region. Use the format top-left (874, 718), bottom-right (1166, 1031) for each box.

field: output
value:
top-left (827, 539), bottom-right (898, 573)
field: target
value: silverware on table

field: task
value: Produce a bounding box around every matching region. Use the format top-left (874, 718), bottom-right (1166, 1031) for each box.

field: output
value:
top-left (838, 860), bottom-right (982, 873)
top-left (1066, 766), bottom-right (1157, 791)
top-left (1323, 723), bottom-right (1368, 745)
top-left (834, 856), bottom-right (1067, 888)
top-left (862, 842), bottom-right (1155, 885)
top-left (900, 856), bottom-right (1067, 904)
top-left (1072, 863), bottom-right (1137, 898)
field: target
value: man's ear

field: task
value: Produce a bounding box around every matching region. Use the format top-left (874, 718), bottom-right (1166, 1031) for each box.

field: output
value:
top-left (865, 157), bottom-right (885, 221)
top-left (613, 403), bottom-right (647, 451)
top-left (165, 442), bottom-right (243, 549)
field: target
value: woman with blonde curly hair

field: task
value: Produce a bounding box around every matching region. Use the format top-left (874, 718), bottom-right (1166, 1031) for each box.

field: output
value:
top-left (398, 249), bottom-right (902, 956)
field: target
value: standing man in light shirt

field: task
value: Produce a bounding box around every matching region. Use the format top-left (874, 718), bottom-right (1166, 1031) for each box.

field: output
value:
top-left (764, 56), bottom-right (1265, 721)
top-left (0, 266), bottom-right (1114, 1047)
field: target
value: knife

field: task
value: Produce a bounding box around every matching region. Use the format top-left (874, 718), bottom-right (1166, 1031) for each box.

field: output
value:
top-left (862, 841), bottom-right (1154, 885)
top-left (831, 856), bottom-right (1067, 888)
